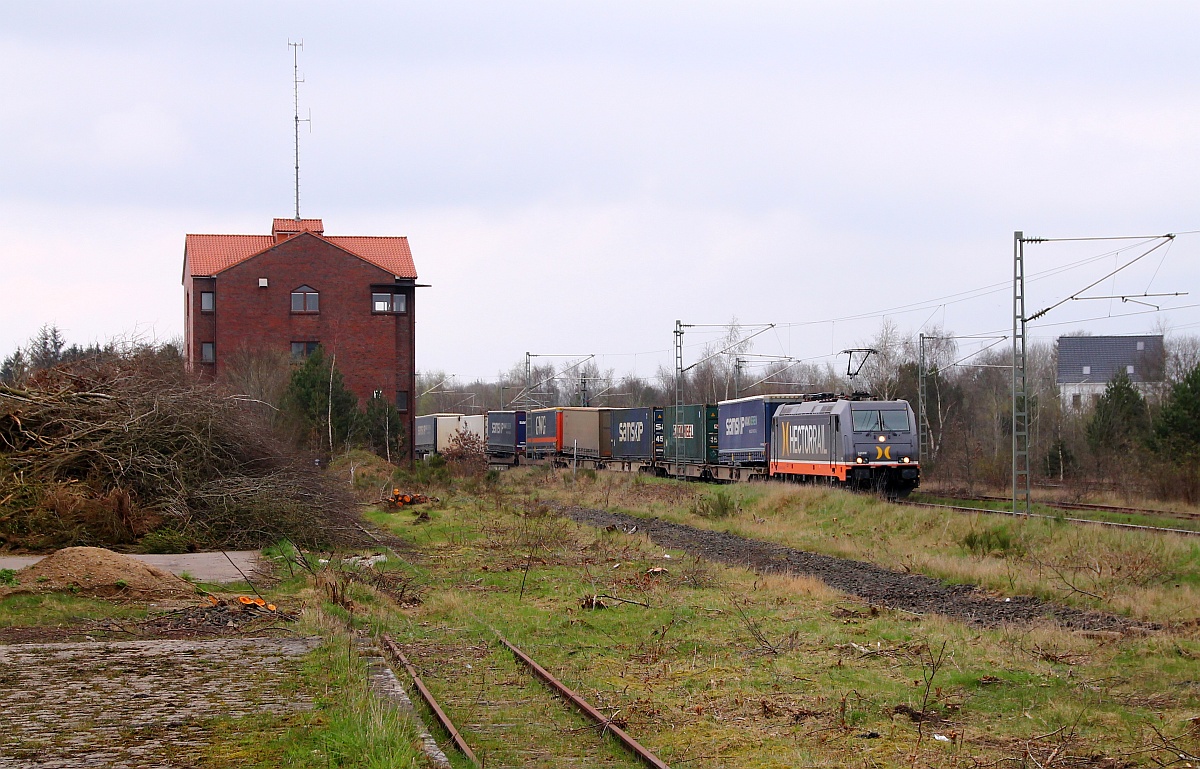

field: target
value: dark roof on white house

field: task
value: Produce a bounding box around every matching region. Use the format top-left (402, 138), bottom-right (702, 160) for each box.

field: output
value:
top-left (1056, 335), bottom-right (1165, 384)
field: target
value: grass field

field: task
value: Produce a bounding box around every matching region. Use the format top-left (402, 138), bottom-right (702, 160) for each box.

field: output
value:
top-left (3, 468), bottom-right (1198, 767)
top-left (352, 468), bottom-right (1200, 767)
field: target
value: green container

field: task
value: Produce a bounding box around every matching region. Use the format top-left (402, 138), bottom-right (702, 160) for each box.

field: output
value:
top-left (662, 404), bottom-right (719, 463)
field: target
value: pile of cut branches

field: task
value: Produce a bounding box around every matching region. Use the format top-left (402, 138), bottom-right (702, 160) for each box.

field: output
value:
top-left (0, 355), bottom-right (361, 551)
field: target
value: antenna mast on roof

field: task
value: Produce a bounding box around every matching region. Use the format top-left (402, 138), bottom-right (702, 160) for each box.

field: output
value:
top-left (289, 40), bottom-right (310, 221)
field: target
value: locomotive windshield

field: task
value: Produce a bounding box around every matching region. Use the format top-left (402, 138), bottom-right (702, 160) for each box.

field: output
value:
top-left (881, 410), bottom-right (910, 431)
top-left (852, 409), bottom-right (910, 432)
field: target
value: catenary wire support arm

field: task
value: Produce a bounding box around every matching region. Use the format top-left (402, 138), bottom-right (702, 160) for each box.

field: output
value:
top-left (509, 354), bottom-right (595, 408)
top-left (1026, 236), bottom-right (1175, 322)
top-left (1066, 291), bottom-right (1188, 312)
top-left (681, 324), bottom-right (776, 375)
top-left (419, 374), bottom-right (456, 399)
top-left (675, 321), bottom-right (775, 406)
top-left (740, 357), bottom-right (804, 393)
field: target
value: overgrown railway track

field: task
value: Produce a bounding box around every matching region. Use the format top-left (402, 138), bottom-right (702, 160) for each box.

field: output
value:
top-left (901, 496), bottom-right (1200, 537)
top-left (379, 631), bottom-right (671, 768)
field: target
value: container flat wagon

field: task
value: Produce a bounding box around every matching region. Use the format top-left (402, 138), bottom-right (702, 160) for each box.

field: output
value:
top-left (562, 407), bottom-right (609, 459)
top-left (526, 408), bottom-right (563, 460)
top-left (608, 406), bottom-right (663, 473)
top-left (486, 410), bottom-right (526, 465)
top-left (661, 404), bottom-right (723, 479)
top-left (414, 413), bottom-right (467, 459)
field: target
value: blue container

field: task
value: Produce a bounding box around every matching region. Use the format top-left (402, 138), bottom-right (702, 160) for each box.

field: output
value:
top-left (486, 411), bottom-right (526, 457)
top-left (718, 394), bottom-right (809, 465)
top-left (610, 407), bottom-right (656, 460)
top-left (526, 408), bottom-right (562, 459)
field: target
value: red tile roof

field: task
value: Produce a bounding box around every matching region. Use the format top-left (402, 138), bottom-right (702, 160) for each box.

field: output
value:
top-left (272, 218), bottom-right (325, 234)
top-left (184, 220), bottom-right (417, 280)
top-left (325, 236), bottom-right (417, 278)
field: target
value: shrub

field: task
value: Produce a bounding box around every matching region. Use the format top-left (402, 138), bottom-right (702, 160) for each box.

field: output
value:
top-left (394, 454), bottom-right (452, 489)
top-left (139, 527), bottom-right (193, 554)
top-left (962, 525), bottom-right (1024, 557)
top-left (443, 428), bottom-right (488, 478)
top-left (695, 488), bottom-right (739, 518)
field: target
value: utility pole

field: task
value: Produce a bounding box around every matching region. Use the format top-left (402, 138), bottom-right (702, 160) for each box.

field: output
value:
top-left (1013, 232), bottom-right (1031, 516)
top-left (674, 320), bottom-right (686, 408)
top-left (918, 334), bottom-right (928, 463)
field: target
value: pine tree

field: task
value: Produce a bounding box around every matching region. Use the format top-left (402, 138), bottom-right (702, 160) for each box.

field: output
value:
top-left (1149, 363), bottom-right (1200, 461)
top-left (28, 324), bottom-right (67, 369)
top-left (281, 347), bottom-right (364, 453)
top-left (0, 349), bottom-right (29, 384)
top-left (1085, 371), bottom-right (1150, 457)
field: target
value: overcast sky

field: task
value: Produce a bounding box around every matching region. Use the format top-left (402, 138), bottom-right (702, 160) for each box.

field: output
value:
top-left (3, 2), bottom-right (1199, 381)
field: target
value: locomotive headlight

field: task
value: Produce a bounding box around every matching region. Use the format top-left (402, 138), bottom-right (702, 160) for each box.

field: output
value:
top-left (901, 456), bottom-right (911, 464)
top-left (855, 452), bottom-right (868, 464)
top-left (877, 435), bottom-right (887, 442)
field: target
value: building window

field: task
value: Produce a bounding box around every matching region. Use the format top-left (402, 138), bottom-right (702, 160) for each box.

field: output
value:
top-left (200, 342), bottom-right (215, 363)
top-left (200, 291), bottom-right (214, 312)
top-left (291, 285), bottom-right (319, 313)
top-left (291, 341), bottom-right (320, 359)
top-left (1071, 393), bottom-right (1081, 409)
top-left (1081, 365), bottom-right (1091, 375)
top-left (1127, 365), bottom-right (1135, 374)
top-left (372, 292), bottom-right (406, 313)
top-left (1137, 341), bottom-right (1145, 351)
top-left (396, 390), bottom-right (409, 411)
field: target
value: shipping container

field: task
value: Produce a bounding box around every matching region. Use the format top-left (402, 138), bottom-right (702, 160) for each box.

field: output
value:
top-left (561, 407), bottom-right (607, 458)
top-left (486, 410), bottom-right (527, 458)
top-left (526, 408), bottom-right (563, 458)
top-left (460, 415), bottom-right (486, 445)
top-left (717, 394), bottom-right (809, 465)
top-left (662, 404), bottom-right (719, 464)
top-left (609, 407), bottom-right (659, 460)
top-left (414, 413), bottom-right (467, 457)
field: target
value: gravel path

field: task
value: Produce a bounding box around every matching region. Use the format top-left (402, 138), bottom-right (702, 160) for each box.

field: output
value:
top-left (554, 504), bottom-right (1157, 633)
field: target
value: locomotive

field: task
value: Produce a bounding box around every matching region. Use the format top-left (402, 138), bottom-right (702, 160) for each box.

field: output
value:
top-left (428, 392), bottom-right (920, 497)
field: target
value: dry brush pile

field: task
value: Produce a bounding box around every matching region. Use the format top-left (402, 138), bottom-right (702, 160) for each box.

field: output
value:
top-left (0, 355), bottom-right (361, 551)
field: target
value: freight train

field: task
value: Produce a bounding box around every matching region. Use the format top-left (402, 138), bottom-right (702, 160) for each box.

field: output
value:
top-left (423, 392), bottom-right (920, 497)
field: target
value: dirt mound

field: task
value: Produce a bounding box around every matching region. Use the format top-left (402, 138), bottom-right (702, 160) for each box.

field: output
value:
top-left (8, 547), bottom-right (196, 599)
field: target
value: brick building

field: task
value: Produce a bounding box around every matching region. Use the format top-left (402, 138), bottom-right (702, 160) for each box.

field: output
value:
top-left (183, 217), bottom-right (418, 456)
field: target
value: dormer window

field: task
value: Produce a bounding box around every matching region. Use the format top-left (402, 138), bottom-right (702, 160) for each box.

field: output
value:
top-left (291, 285), bottom-right (319, 313)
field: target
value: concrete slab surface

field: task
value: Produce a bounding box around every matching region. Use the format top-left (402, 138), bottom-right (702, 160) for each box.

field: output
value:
top-left (0, 550), bottom-right (262, 584)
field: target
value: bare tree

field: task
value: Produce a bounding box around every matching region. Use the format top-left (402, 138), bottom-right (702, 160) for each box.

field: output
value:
top-left (857, 318), bottom-right (907, 399)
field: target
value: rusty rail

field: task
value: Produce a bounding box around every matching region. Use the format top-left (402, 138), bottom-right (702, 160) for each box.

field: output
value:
top-left (495, 633), bottom-right (671, 769)
top-left (379, 633), bottom-right (481, 767)
top-left (899, 499), bottom-right (1200, 537)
